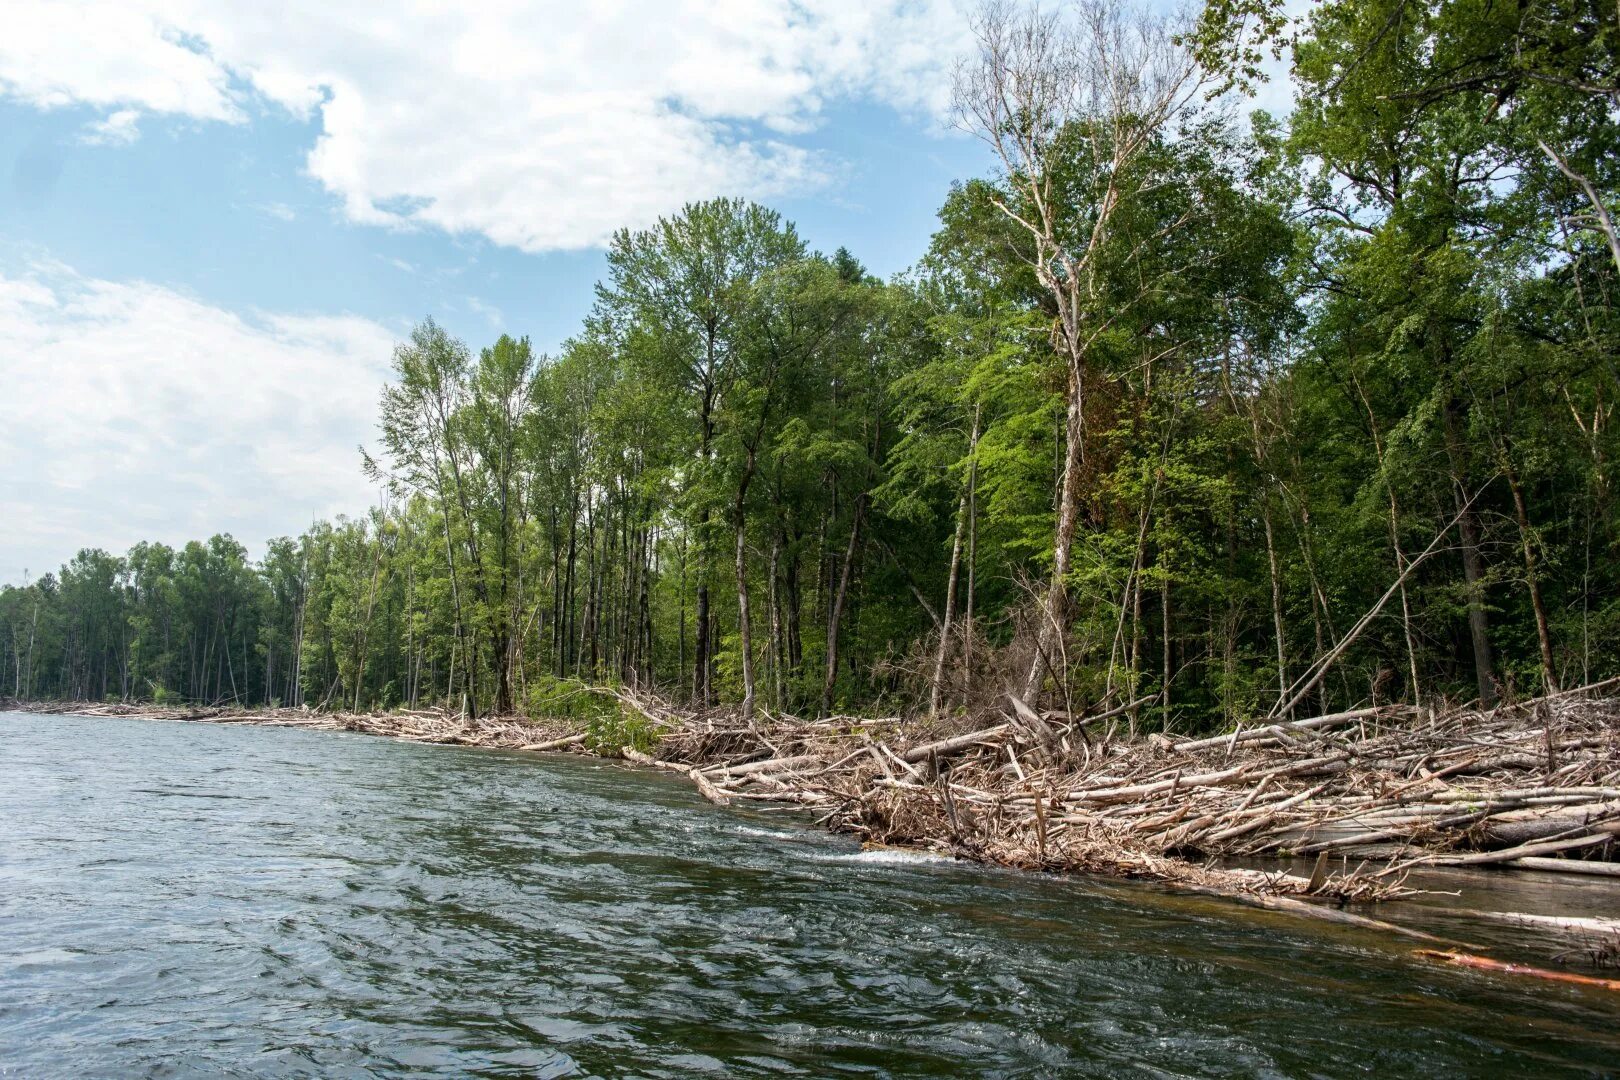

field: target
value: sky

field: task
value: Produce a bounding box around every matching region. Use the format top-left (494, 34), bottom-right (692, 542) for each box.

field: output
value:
top-left (0, 0), bottom-right (1009, 582)
top-left (0, 1), bottom-right (1297, 583)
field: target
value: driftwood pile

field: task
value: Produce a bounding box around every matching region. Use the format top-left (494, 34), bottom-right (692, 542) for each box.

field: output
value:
top-left (336, 708), bottom-right (587, 751)
top-left (5, 698), bottom-right (586, 750)
top-left (15, 683), bottom-right (1617, 901)
top-left (620, 679), bottom-right (1620, 900)
top-left (16, 689), bottom-right (1620, 980)
top-left (4, 699), bottom-right (305, 724)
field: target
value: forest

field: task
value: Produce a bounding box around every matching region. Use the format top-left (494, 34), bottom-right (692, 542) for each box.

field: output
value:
top-left (4, 0), bottom-right (1616, 736)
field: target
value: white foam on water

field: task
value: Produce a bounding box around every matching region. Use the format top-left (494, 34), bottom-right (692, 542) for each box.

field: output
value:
top-left (814, 848), bottom-right (955, 866)
top-left (734, 826), bottom-right (802, 842)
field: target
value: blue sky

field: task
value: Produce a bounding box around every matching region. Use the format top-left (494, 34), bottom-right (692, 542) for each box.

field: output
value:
top-left (2, 97), bottom-right (988, 355)
top-left (0, 1), bottom-right (999, 582)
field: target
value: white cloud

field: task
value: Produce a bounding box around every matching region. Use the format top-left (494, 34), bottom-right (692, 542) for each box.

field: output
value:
top-left (0, 1), bottom-right (972, 252)
top-left (0, 3), bottom-right (239, 120)
top-left (0, 260), bottom-right (398, 580)
top-left (258, 201), bottom-right (297, 222)
top-left (80, 108), bottom-right (142, 146)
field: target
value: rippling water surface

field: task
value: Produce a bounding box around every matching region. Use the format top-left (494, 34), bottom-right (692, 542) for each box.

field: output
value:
top-left (3, 712), bottom-right (1618, 1077)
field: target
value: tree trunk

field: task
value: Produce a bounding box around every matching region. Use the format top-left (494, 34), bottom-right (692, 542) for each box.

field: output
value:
top-left (1505, 459), bottom-right (1559, 694)
top-left (1160, 566), bottom-right (1172, 731)
top-left (694, 376), bottom-right (717, 707)
top-left (822, 495), bottom-right (866, 717)
top-left (768, 531), bottom-right (784, 711)
top-left (1261, 491), bottom-right (1290, 716)
top-left (1025, 380), bottom-right (1084, 701)
top-left (785, 533), bottom-right (804, 675)
top-left (677, 532), bottom-right (687, 690)
top-left (962, 447), bottom-right (978, 705)
top-left (931, 404), bottom-right (980, 716)
top-left (1443, 398), bottom-right (1496, 706)
top-left (734, 448), bottom-right (760, 721)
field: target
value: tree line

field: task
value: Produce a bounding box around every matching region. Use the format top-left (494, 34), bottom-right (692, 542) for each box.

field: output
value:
top-left (4, 0), bottom-right (1616, 732)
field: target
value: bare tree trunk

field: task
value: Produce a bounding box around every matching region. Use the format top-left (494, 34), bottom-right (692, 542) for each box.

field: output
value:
top-left (1350, 371), bottom-right (1421, 706)
top-left (931, 404), bottom-right (980, 716)
top-left (693, 565), bottom-right (711, 704)
top-left (1128, 556), bottom-right (1143, 735)
top-left (1505, 459), bottom-right (1559, 693)
top-left (290, 557), bottom-right (307, 707)
top-left (734, 454), bottom-right (759, 721)
top-left (694, 379), bottom-right (717, 707)
top-left (822, 495), bottom-right (866, 717)
top-left (639, 523), bottom-right (655, 688)
top-left (1160, 566), bottom-right (1172, 732)
top-left (957, 0), bottom-right (1203, 705)
top-left (768, 531), bottom-right (784, 711)
top-left (562, 493), bottom-right (578, 679)
top-left (586, 503), bottom-right (601, 680)
top-left (677, 531), bottom-right (687, 691)
top-left (1025, 386), bottom-right (1084, 700)
top-left (821, 411), bottom-right (882, 717)
top-left (962, 448), bottom-right (978, 707)
top-left (1260, 491), bottom-right (1291, 715)
top-left (1269, 505), bottom-right (1470, 719)
top-left (1539, 139), bottom-right (1620, 275)
top-left (786, 529), bottom-right (804, 676)
top-left (1443, 398), bottom-right (1497, 705)
top-left (549, 505), bottom-right (562, 676)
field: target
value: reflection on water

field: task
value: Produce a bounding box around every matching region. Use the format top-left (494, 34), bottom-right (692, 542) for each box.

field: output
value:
top-left (2, 712), bottom-right (1617, 1077)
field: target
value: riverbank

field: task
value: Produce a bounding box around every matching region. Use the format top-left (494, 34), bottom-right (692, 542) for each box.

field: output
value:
top-left (11, 710), bottom-right (1617, 1075)
top-left (9, 685), bottom-right (1618, 973)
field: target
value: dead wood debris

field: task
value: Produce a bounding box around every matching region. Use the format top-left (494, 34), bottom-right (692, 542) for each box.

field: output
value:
top-left (13, 680), bottom-right (1617, 908)
top-left (6, 698), bottom-right (581, 749)
top-left (617, 681), bottom-right (1619, 904)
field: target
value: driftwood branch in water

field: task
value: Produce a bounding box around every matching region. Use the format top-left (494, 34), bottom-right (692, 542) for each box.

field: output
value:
top-left (622, 745), bottom-right (732, 806)
top-left (1415, 949), bottom-right (1620, 992)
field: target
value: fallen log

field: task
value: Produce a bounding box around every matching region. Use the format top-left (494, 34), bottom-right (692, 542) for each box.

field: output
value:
top-left (1170, 706), bottom-right (1407, 755)
top-left (1414, 949), bottom-right (1620, 991)
top-left (622, 746), bottom-right (732, 806)
top-left (1403, 822), bottom-right (1620, 868)
top-left (1468, 911), bottom-right (1620, 937)
top-left (1504, 856), bottom-right (1620, 878)
top-left (900, 724), bottom-right (1011, 764)
top-left (518, 733), bottom-right (588, 751)
top-left (704, 753), bottom-right (821, 779)
top-left (1173, 882), bottom-right (1457, 944)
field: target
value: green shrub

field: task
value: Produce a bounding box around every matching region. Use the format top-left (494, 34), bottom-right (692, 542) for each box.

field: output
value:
top-left (584, 705), bottom-right (658, 755)
top-left (526, 676), bottom-right (617, 723)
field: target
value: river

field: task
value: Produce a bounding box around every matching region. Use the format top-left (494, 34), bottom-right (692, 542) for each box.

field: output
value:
top-left (2, 711), bottom-right (1617, 1077)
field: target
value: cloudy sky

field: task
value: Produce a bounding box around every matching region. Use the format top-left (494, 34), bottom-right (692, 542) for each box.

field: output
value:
top-left (0, 0), bottom-right (1013, 581)
top-left (0, 1), bottom-right (1298, 582)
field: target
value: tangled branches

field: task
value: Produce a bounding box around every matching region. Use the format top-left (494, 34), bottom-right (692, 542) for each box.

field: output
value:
top-left (622, 680), bottom-right (1619, 901)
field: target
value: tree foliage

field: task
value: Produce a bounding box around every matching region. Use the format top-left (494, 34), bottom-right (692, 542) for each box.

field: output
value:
top-left (4, 0), bottom-right (1617, 732)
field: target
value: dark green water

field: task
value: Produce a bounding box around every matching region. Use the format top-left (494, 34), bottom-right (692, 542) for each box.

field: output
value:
top-left (2, 712), bottom-right (1616, 1078)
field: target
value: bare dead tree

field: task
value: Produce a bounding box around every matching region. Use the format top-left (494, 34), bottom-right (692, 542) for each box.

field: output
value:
top-left (1539, 139), bottom-right (1620, 277)
top-left (953, 0), bottom-right (1210, 702)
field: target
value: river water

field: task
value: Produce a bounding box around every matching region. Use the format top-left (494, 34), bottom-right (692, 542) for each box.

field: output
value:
top-left (2, 712), bottom-right (1617, 1078)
